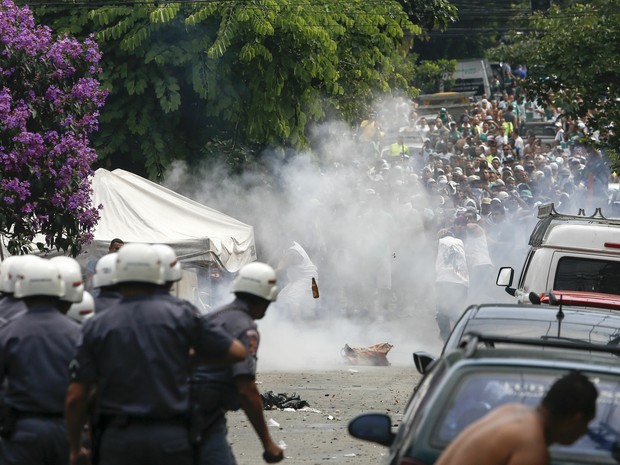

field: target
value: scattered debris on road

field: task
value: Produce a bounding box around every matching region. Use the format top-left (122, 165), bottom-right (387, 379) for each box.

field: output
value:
top-left (261, 391), bottom-right (310, 410)
top-left (341, 342), bottom-right (393, 366)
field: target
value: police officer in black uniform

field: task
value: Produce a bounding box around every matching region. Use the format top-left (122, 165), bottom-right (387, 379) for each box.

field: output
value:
top-left (0, 255), bottom-right (40, 321)
top-left (193, 261), bottom-right (284, 465)
top-left (66, 243), bottom-right (246, 465)
top-left (91, 253), bottom-right (122, 313)
top-left (0, 257), bottom-right (82, 465)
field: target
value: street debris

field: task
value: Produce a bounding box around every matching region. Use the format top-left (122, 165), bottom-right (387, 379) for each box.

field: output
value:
top-left (261, 391), bottom-right (309, 410)
top-left (341, 342), bottom-right (394, 366)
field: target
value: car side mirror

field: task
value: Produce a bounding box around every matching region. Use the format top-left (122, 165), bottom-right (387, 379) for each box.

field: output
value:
top-left (413, 351), bottom-right (435, 375)
top-left (348, 413), bottom-right (395, 447)
top-left (496, 267), bottom-right (514, 287)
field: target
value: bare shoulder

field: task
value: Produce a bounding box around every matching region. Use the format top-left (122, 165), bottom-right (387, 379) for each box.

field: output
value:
top-left (436, 404), bottom-right (547, 465)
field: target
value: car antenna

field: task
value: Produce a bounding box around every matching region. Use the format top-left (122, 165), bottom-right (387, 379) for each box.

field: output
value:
top-left (549, 291), bottom-right (565, 338)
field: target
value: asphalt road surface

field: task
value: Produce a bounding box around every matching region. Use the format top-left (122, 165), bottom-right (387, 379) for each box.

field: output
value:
top-left (225, 309), bottom-right (443, 465)
top-left (228, 366), bottom-right (421, 465)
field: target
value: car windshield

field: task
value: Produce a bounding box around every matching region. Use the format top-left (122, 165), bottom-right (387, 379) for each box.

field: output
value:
top-left (431, 368), bottom-right (620, 462)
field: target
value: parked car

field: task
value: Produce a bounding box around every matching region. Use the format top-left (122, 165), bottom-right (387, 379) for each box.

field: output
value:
top-left (443, 300), bottom-right (620, 357)
top-left (349, 337), bottom-right (620, 465)
top-left (497, 203), bottom-right (620, 303)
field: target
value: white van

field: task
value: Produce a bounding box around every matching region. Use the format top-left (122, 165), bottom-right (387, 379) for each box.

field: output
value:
top-left (440, 59), bottom-right (493, 97)
top-left (497, 204), bottom-right (620, 302)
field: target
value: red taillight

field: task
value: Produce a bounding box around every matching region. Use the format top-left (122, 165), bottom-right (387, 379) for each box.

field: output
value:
top-left (604, 242), bottom-right (620, 249)
top-left (79, 309), bottom-right (93, 315)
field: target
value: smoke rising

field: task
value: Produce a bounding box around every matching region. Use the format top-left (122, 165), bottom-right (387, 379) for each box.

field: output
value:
top-left (162, 98), bottom-right (546, 371)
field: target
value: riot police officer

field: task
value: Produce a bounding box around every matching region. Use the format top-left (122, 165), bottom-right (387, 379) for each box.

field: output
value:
top-left (193, 262), bottom-right (284, 464)
top-left (91, 253), bottom-right (121, 313)
top-left (0, 255), bottom-right (40, 321)
top-left (66, 243), bottom-right (246, 465)
top-left (0, 257), bottom-right (81, 465)
top-left (50, 256), bottom-right (85, 316)
top-left (67, 291), bottom-right (95, 324)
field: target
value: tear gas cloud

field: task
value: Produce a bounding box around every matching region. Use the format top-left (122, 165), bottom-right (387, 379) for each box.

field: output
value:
top-left (163, 96), bottom-right (543, 371)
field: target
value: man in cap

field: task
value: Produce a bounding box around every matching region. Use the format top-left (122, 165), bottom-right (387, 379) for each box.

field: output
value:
top-left (193, 262), bottom-right (284, 464)
top-left (66, 243), bottom-right (246, 465)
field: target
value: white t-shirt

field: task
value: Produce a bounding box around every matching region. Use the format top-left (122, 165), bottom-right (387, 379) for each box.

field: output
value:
top-left (435, 235), bottom-right (469, 285)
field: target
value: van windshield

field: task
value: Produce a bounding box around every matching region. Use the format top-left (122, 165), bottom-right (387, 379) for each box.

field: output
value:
top-left (554, 257), bottom-right (620, 295)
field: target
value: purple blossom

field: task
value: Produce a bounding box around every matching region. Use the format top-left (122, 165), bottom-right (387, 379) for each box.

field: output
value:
top-left (0, 0), bottom-right (106, 255)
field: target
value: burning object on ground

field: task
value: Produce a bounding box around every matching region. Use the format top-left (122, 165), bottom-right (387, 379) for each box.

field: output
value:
top-left (261, 391), bottom-right (309, 410)
top-left (341, 342), bottom-right (393, 366)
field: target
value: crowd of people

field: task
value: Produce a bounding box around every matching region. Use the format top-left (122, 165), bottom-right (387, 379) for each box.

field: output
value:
top-left (274, 69), bottom-right (618, 330)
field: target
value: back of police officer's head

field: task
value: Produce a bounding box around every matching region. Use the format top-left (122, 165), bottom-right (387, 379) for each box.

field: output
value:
top-left (51, 256), bottom-right (84, 314)
top-left (0, 256), bottom-right (19, 295)
top-left (151, 244), bottom-right (182, 292)
top-left (115, 243), bottom-right (165, 295)
top-left (0, 255), bottom-right (39, 296)
top-left (231, 262), bottom-right (277, 318)
top-left (93, 253), bottom-right (119, 291)
top-left (67, 290), bottom-right (95, 324)
top-left (13, 257), bottom-right (65, 307)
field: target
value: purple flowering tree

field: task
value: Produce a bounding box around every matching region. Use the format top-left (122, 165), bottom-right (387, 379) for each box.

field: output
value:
top-left (0, 0), bottom-right (107, 256)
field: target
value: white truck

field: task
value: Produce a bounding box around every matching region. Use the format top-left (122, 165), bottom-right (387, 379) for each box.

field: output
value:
top-left (440, 58), bottom-right (494, 98)
top-left (497, 203), bottom-right (620, 303)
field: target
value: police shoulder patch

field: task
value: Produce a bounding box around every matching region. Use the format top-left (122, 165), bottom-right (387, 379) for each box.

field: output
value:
top-left (246, 329), bottom-right (259, 356)
top-left (69, 359), bottom-right (81, 380)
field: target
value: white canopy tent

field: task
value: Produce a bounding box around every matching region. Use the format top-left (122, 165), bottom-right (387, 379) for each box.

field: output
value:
top-left (80, 168), bottom-right (256, 272)
top-left (1, 168), bottom-right (255, 310)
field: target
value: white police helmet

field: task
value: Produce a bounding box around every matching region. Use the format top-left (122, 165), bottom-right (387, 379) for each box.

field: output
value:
top-left (0, 256), bottom-right (21, 293)
top-left (67, 290), bottom-right (95, 323)
top-left (51, 256), bottom-right (84, 303)
top-left (93, 253), bottom-right (117, 289)
top-left (151, 244), bottom-right (182, 283)
top-left (14, 259), bottom-right (64, 298)
top-left (231, 262), bottom-right (278, 302)
top-left (1, 255), bottom-right (45, 294)
top-left (115, 243), bottom-right (165, 285)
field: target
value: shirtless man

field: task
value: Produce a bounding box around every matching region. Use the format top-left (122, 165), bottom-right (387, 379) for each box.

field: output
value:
top-left (435, 371), bottom-right (597, 465)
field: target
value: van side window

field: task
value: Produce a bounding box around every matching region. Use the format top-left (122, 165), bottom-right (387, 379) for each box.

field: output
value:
top-left (554, 257), bottom-right (620, 295)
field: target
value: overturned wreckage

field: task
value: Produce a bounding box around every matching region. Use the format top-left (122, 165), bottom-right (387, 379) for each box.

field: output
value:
top-left (341, 342), bottom-right (393, 366)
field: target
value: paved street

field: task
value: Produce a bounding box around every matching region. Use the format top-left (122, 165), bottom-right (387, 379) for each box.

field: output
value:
top-left (228, 366), bottom-right (421, 464)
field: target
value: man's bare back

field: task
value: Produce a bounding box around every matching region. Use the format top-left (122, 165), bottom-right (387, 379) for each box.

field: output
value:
top-left (435, 404), bottom-right (550, 465)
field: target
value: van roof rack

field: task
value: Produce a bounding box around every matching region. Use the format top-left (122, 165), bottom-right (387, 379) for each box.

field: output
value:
top-left (462, 332), bottom-right (620, 359)
top-left (529, 203), bottom-right (620, 247)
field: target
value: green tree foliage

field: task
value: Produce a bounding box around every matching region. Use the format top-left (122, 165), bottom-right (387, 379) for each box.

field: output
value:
top-left (398, 0), bottom-right (458, 32)
top-left (489, 0), bottom-right (620, 169)
top-left (34, 1), bottom-right (438, 177)
top-left (407, 58), bottom-right (456, 95)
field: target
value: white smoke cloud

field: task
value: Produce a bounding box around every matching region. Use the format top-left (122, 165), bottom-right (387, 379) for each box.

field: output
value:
top-left (163, 99), bottom-right (536, 371)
